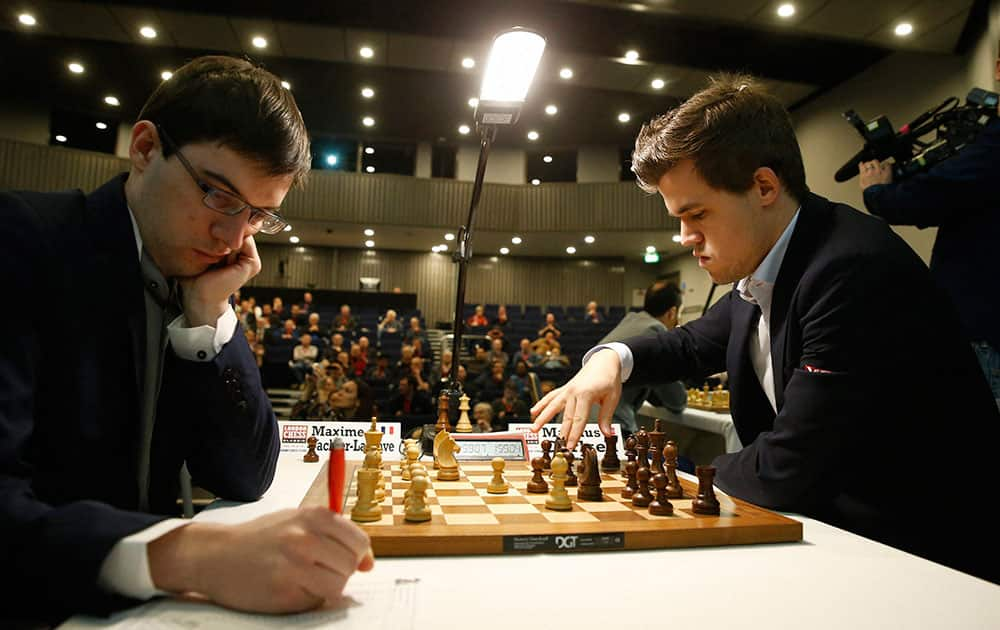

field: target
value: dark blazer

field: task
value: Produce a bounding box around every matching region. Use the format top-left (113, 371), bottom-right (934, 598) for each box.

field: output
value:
top-left (624, 193), bottom-right (999, 582)
top-left (0, 175), bottom-right (280, 621)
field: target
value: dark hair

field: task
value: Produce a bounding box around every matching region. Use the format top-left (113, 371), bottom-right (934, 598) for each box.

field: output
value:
top-left (631, 73), bottom-right (808, 202)
top-left (644, 281), bottom-right (683, 318)
top-left (138, 55), bottom-right (311, 186)
top-left (352, 379), bottom-right (374, 419)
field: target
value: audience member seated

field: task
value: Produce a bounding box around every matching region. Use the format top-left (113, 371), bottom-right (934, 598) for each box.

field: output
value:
top-left (585, 301), bottom-right (603, 324)
top-left (403, 316), bottom-right (428, 347)
top-left (274, 318), bottom-right (298, 343)
top-left (474, 361), bottom-right (507, 405)
top-left (357, 335), bottom-right (372, 360)
top-left (508, 360), bottom-right (531, 400)
top-left (485, 337), bottom-right (508, 369)
top-left (333, 303), bottom-right (358, 332)
top-left (387, 374), bottom-right (434, 416)
top-left (531, 331), bottom-right (561, 356)
top-left (434, 350), bottom-right (454, 382)
top-left (259, 303), bottom-right (276, 329)
top-left (378, 309), bottom-right (403, 340)
top-left (289, 374), bottom-right (337, 419)
top-left (467, 304), bottom-right (489, 328)
top-left (492, 382), bottom-right (529, 429)
top-left (335, 350), bottom-right (350, 371)
top-left (537, 312), bottom-right (562, 338)
top-left (432, 364), bottom-right (468, 400)
top-left (408, 357), bottom-right (432, 393)
top-left (245, 329), bottom-right (265, 368)
top-left (411, 336), bottom-right (428, 359)
top-left (329, 379), bottom-right (374, 420)
top-left (289, 333), bottom-right (319, 385)
top-left (323, 333), bottom-right (346, 362)
top-left (300, 291), bottom-right (314, 313)
top-left (511, 338), bottom-right (542, 368)
top-left (239, 299), bottom-right (257, 332)
top-left (539, 380), bottom-right (557, 399)
top-left (394, 344), bottom-right (417, 379)
top-left (539, 346), bottom-right (570, 371)
top-left (494, 305), bottom-right (510, 329)
top-left (465, 344), bottom-right (491, 381)
top-left (349, 343), bottom-right (368, 378)
top-left (365, 353), bottom-right (393, 389)
top-left (303, 312), bottom-right (327, 339)
top-left (486, 325), bottom-right (508, 351)
top-left (472, 402), bottom-right (495, 433)
top-left (271, 296), bottom-right (286, 322)
top-left (289, 303), bottom-right (306, 327)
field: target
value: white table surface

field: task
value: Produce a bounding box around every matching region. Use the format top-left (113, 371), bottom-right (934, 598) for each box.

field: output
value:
top-left (62, 453), bottom-right (1000, 630)
top-left (639, 402), bottom-right (743, 453)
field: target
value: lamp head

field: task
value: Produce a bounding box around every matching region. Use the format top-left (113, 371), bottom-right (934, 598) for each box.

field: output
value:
top-left (474, 27), bottom-right (546, 128)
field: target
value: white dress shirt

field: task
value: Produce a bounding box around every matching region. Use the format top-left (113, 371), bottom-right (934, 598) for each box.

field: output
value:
top-left (96, 209), bottom-right (239, 600)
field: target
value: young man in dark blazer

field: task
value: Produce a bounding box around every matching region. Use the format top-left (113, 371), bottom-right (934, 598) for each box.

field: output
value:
top-left (531, 74), bottom-right (999, 583)
top-left (0, 56), bottom-right (371, 623)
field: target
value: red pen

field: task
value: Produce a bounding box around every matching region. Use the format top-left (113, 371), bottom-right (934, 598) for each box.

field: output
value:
top-left (329, 437), bottom-right (345, 514)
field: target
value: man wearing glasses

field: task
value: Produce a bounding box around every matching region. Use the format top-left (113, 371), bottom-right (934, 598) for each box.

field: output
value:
top-left (0, 56), bottom-right (372, 624)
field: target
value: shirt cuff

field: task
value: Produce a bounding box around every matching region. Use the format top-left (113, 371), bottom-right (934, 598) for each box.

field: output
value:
top-left (582, 342), bottom-right (634, 383)
top-left (167, 308), bottom-right (238, 361)
top-left (96, 519), bottom-right (190, 600)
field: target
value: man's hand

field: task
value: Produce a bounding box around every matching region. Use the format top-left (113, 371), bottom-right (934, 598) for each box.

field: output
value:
top-left (179, 235), bottom-right (262, 327)
top-left (859, 159), bottom-right (892, 190)
top-left (529, 348), bottom-right (623, 449)
top-left (149, 507), bottom-right (374, 613)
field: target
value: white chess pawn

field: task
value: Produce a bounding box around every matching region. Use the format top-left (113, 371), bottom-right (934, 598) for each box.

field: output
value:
top-left (487, 457), bottom-right (509, 494)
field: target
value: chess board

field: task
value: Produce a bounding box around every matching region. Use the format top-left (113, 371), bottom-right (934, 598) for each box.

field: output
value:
top-left (300, 461), bottom-right (802, 556)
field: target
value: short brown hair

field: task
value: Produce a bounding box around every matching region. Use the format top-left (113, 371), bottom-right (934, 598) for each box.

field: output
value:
top-left (631, 73), bottom-right (808, 202)
top-left (138, 55), bottom-right (311, 186)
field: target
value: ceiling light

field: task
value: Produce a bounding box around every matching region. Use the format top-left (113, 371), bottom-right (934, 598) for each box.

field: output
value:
top-left (511, 236), bottom-right (522, 244)
top-left (584, 235), bottom-right (595, 244)
top-left (359, 46), bottom-right (374, 58)
top-left (95, 122), bottom-right (108, 130)
top-left (289, 236), bottom-right (300, 244)
top-left (252, 36), bottom-right (267, 49)
top-left (281, 80), bottom-right (291, 90)
top-left (325, 155), bottom-right (338, 166)
top-left (618, 112), bottom-right (631, 123)
top-left (624, 50), bottom-right (639, 62)
top-left (365, 240), bottom-right (375, 248)
top-left (543, 155), bottom-right (553, 163)
top-left (559, 67), bottom-right (573, 79)
top-left (68, 62), bottom-right (84, 74)
top-left (362, 116), bottom-right (375, 127)
top-left (672, 234), bottom-right (682, 243)
top-left (103, 95), bottom-right (119, 106)
top-left (777, 3), bottom-right (795, 18)
top-left (139, 26), bottom-right (157, 39)
top-left (364, 229), bottom-right (375, 236)
top-left (894, 22), bottom-right (913, 37)
top-left (444, 233), bottom-right (455, 241)
top-left (438, 243), bottom-right (448, 251)
top-left (645, 245), bottom-right (656, 253)
top-left (361, 86), bottom-right (374, 98)
top-left (161, 70), bottom-right (173, 80)
top-left (365, 147), bottom-right (375, 155)
top-left (55, 135), bottom-right (67, 143)
top-left (461, 57), bottom-right (475, 69)
top-left (644, 252), bottom-right (660, 263)
top-left (499, 247), bottom-right (510, 255)
top-left (566, 246), bottom-right (577, 254)
top-left (651, 78), bottom-right (665, 89)
top-left (468, 97), bottom-right (479, 108)
top-left (366, 166), bottom-right (375, 173)
top-left (545, 104), bottom-right (558, 115)
top-left (531, 178), bottom-right (540, 186)
top-left (458, 124), bottom-right (470, 135)
top-left (527, 130), bottom-right (539, 141)
top-left (432, 246), bottom-right (441, 253)
top-left (489, 256), bottom-right (499, 262)
top-left (284, 224), bottom-right (293, 232)
top-left (18, 13), bottom-right (36, 26)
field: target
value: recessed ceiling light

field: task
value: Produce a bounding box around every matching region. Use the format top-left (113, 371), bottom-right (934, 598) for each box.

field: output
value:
top-left (545, 104), bottom-right (558, 115)
top-left (284, 224), bottom-right (293, 232)
top-left (444, 233), bottom-right (455, 241)
top-left (559, 67), bottom-right (573, 79)
top-left (511, 236), bottom-right (522, 244)
top-left (364, 147), bottom-right (375, 155)
top-left (18, 13), bottom-right (36, 26)
top-left (432, 246), bottom-right (441, 253)
top-left (468, 97), bottom-right (479, 108)
top-left (651, 78), bottom-right (665, 89)
top-left (281, 80), bottom-right (291, 90)
top-left (361, 86), bottom-right (374, 98)
top-left (672, 234), bottom-right (682, 243)
top-left (499, 247), bottom-right (510, 255)
top-left (584, 235), bottom-right (595, 244)
top-left (362, 116), bottom-right (375, 127)
top-left (366, 166), bottom-right (375, 173)
top-left (325, 155), bottom-right (337, 166)
top-left (645, 245), bottom-right (656, 253)
top-left (103, 95), bottom-right (119, 106)
top-left (527, 130), bottom-right (539, 141)
top-left (68, 62), bottom-right (84, 74)
top-left (55, 135), bottom-right (67, 143)
top-left (289, 236), bottom-right (300, 244)
top-left (618, 112), bottom-right (631, 123)
top-left (777, 3), bottom-right (795, 18)
top-left (543, 155), bottom-right (553, 163)
top-left (566, 246), bottom-right (577, 254)
top-left (95, 122), bottom-right (108, 130)
top-left (461, 57), bottom-right (475, 69)
top-left (161, 70), bottom-right (173, 80)
top-left (438, 243), bottom-right (448, 251)
top-left (531, 178), bottom-right (540, 186)
top-left (359, 46), bottom-right (374, 58)
top-left (252, 36), bottom-right (267, 49)
top-left (365, 240), bottom-right (375, 248)
top-left (490, 256), bottom-right (499, 262)
top-left (458, 124), bottom-right (470, 135)
top-left (624, 50), bottom-right (639, 62)
top-left (364, 229), bottom-right (375, 236)
top-left (139, 26), bottom-right (157, 39)
top-left (894, 22), bottom-right (913, 37)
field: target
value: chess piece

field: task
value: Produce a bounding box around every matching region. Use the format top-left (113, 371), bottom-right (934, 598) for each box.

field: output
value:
top-left (527, 456), bottom-right (549, 493)
top-left (435, 390), bottom-right (453, 432)
top-left (562, 448), bottom-right (578, 487)
top-left (623, 436), bottom-right (637, 481)
top-left (622, 459), bottom-right (637, 499)
top-left (303, 436), bottom-right (319, 463)
top-left (577, 445), bottom-right (604, 501)
top-left (404, 472), bottom-right (432, 522)
top-left (635, 429), bottom-right (650, 468)
top-left (364, 416), bottom-right (382, 455)
top-left (364, 445), bottom-right (385, 503)
top-left (648, 419), bottom-right (666, 476)
top-left (455, 393), bottom-right (473, 433)
top-left (648, 472), bottom-right (674, 516)
top-left (692, 465), bottom-right (721, 515)
top-left (403, 441), bottom-right (421, 481)
top-left (600, 434), bottom-right (621, 472)
top-left (663, 440), bottom-right (683, 498)
top-left (545, 452), bottom-right (572, 511)
top-left (350, 468), bottom-right (382, 522)
top-left (632, 467), bottom-right (652, 508)
top-left (435, 431), bottom-right (461, 481)
top-left (540, 440), bottom-right (553, 470)
top-left (487, 457), bottom-right (510, 494)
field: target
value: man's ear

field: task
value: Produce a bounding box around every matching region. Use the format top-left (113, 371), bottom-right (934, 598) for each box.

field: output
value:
top-left (752, 166), bottom-right (781, 207)
top-left (128, 121), bottom-right (160, 173)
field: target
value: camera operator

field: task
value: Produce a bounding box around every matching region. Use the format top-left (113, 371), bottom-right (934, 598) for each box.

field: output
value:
top-left (859, 49), bottom-right (1000, 407)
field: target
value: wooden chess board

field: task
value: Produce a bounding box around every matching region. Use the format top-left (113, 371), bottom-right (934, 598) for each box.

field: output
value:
top-left (301, 461), bottom-right (802, 556)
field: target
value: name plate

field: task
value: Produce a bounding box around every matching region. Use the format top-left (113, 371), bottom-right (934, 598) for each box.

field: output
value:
top-left (507, 423), bottom-right (626, 460)
top-left (451, 432), bottom-right (529, 462)
top-left (278, 421), bottom-right (403, 461)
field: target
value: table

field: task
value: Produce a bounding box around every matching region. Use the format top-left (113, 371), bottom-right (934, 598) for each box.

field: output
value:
top-left (61, 453), bottom-right (1000, 630)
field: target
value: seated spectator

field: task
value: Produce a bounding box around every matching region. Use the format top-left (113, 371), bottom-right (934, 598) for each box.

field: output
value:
top-left (531, 331), bottom-right (561, 356)
top-left (303, 312), bottom-right (327, 339)
top-left (394, 344), bottom-right (416, 378)
top-left (245, 329), bottom-right (265, 368)
top-left (290, 374), bottom-right (338, 419)
top-left (486, 337), bottom-right (508, 368)
top-left (508, 360), bottom-right (531, 400)
top-left (409, 357), bottom-right (432, 393)
top-left (300, 291), bottom-right (314, 313)
top-left (357, 335), bottom-right (372, 360)
top-left (411, 336), bottom-right (427, 359)
top-left (492, 382), bottom-right (529, 428)
top-left (349, 343), bottom-right (368, 378)
top-left (475, 360), bottom-right (507, 405)
top-left (467, 304), bottom-right (488, 328)
top-left (540, 379), bottom-right (557, 398)
top-left (387, 374), bottom-right (434, 416)
top-left (321, 361), bottom-right (347, 391)
top-left (403, 316), bottom-right (428, 347)
top-left (275, 318), bottom-right (298, 343)
top-left (472, 402), bottom-right (495, 433)
top-left (540, 346), bottom-right (570, 370)
top-left (289, 303), bottom-right (306, 327)
top-left (333, 304), bottom-right (358, 332)
top-left (330, 379), bottom-right (374, 419)
top-left (239, 299), bottom-right (257, 332)
top-left (336, 350), bottom-right (350, 370)
top-left (323, 333), bottom-right (345, 362)
top-left (434, 350), bottom-right (454, 382)
top-left (585, 301), bottom-right (603, 324)
top-left (289, 334), bottom-right (319, 384)
top-left (432, 364), bottom-right (468, 400)
top-left (365, 353), bottom-right (393, 388)
top-left (465, 344), bottom-right (490, 380)
top-left (378, 309), bottom-right (403, 340)
top-left (263, 303), bottom-right (280, 328)
top-left (537, 312), bottom-right (561, 338)
top-left (494, 304), bottom-right (511, 329)
top-left (511, 337), bottom-right (541, 368)
top-left (272, 296), bottom-right (285, 321)
top-left (486, 325), bottom-right (507, 351)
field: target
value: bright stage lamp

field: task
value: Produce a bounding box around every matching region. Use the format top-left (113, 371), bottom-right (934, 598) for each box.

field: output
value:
top-left (475, 28), bottom-right (546, 126)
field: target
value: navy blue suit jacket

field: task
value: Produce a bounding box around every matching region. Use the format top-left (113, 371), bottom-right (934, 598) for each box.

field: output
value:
top-left (0, 175), bottom-right (280, 620)
top-left (624, 193), bottom-right (999, 582)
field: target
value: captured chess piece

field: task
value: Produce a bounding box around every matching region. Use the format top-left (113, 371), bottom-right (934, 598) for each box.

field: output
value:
top-left (600, 434), bottom-right (621, 472)
top-left (455, 393), bottom-right (473, 433)
top-left (540, 439), bottom-right (553, 470)
top-left (692, 465), bottom-right (721, 515)
top-left (487, 457), bottom-right (510, 494)
top-left (545, 452), bottom-right (572, 511)
top-left (527, 456), bottom-right (549, 493)
top-left (303, 436), bottom-right (319, 463)
top-left (648, 472), bottom-right (674, 516)
top-left (435, 430), bottom-right (461, 481)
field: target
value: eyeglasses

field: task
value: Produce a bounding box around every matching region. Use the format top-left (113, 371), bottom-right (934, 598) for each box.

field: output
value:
top-left (157, 125), bottom-right (288, 235)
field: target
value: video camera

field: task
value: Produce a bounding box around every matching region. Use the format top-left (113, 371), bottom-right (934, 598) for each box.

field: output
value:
top-left (833, 87), bottom-right (998, 183)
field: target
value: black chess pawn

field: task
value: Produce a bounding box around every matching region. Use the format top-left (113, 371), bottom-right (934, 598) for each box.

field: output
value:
top-left (663, 441), bottom-right (683, 499)
top-left (540, 439), bottom-right (553, 470)
top-left (622, 460), bottom-right (637, 499)
top-left (303, 436), bottom-right (319, 463)
top-left (692, 465), bottom-right (721, 515)
top-left (601, 434), bottom-right (621, 472)
top-left (648, 472), bottom-right (674, 516)
top-left (527, 457), bottom-right (549, 493)
top-left (632, 467), bottom-right (652, 507)
top-left (623, 436), bottom-right (638, 481)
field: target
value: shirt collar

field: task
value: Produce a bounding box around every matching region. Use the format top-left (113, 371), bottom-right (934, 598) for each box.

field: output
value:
top-left (126, 204), bottom-right (142, 262)
top-left (737, 207), bottom-right (801, 306)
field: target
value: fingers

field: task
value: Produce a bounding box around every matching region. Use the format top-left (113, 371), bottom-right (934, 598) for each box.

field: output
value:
top-left (530, 387), bottom-right (566, 430)
top-left (563, 393), bottom-right (591, 450)
top-left (597, 386), bottom-right (621, 439)
top-left (238, 235), bottom-right (262, 279)
top-left (303, 508), bottom-right (371, 571)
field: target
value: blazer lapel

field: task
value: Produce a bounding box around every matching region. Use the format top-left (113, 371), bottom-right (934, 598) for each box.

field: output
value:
top-left (727, 295), bottom-right (776, 445)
